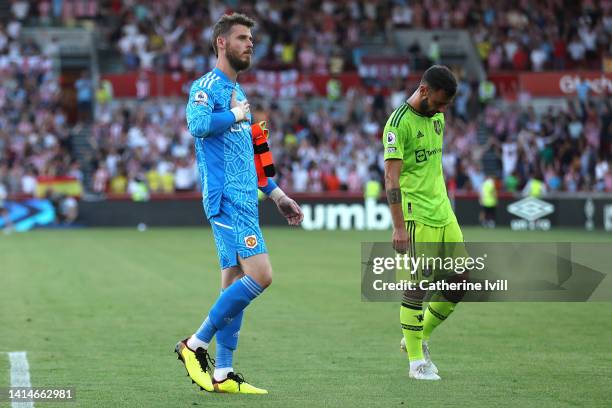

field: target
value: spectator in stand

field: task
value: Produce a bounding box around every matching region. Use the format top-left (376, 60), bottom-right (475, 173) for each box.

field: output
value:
top-left (43, 36), bottom-right (60, 59)
top-left (75, 70), bottom-right (93, 122)
top-left (428, 35), bottom-right (441, 65)
top-left (512, 45), bottom-right (529, 70)
top-left (322, 168), bottom-right (341, 191)
top-left (59, 194), bottom-right (78, 224)
top-left (92, 163), bottom-right (109, 193)
top-left (530, 43), bottom-right (548, 71)
top-left (454, 75), bottom-right (472, 122)
top-left (389, 78), bottom-right (407, 110)
top-left (135, 71), bottom-right (150, 100)
top-left (478, 78), bottom-right (496, 108)
top-left (11, 0), bottom-right (30, 21)
top-left (576, 77), bottom-right (591, 111)
top-left (553, 36), bottom-right (567, 70)
top-left (595, 155), bottom-right (609, 191)
top-left (523, 170), bottom-right (548, 197)
top-left (174, 157), bottom-right (196, 192)
top-left (95, 79), bottom-right (113, 109)
top-left (123, 45), bottom-right (140, 71)
top-left (567, 35), bottom-right (586, 66)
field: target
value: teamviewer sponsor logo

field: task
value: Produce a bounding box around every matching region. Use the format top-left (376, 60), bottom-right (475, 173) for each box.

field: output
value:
top-left (507, 197), bottom-right (554, 230)
top-left (415, 148), bottom-right (442, 163)
top-left (415, 149), bottom-right (427, 163)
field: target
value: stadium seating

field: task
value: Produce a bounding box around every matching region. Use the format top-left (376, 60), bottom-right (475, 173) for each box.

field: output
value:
top-left (1, 0), bottom-right (611, 196)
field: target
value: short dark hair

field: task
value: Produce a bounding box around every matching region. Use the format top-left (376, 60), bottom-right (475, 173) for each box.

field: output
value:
top-left (211, 13), bottom-right (255, 57)
top-left (421, 65), bottom-right (457, 97)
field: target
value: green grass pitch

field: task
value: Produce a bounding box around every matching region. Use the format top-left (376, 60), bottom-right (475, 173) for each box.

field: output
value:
top-left (1, 227), bottom-right (611, 407)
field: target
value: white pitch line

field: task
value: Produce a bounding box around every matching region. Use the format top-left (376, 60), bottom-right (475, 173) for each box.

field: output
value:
top-left (8, 351), bottom-right (34, 408)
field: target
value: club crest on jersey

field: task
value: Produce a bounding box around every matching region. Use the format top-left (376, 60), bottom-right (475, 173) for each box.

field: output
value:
top-left (433, 120), bottom-right (442, 135)
top-left (386, 131), bottom-right (396, 145)
top-left (194, 90), bottom-right (208, 106)
top-left (244, 235), bottom-right (258, 249)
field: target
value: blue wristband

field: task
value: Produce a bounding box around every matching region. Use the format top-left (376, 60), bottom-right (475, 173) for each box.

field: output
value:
top-left (259, 178), bottom-right (278, 196)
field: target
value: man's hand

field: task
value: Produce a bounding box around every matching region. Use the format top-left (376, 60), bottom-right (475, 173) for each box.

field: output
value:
top-left (274, 195), bottom-right (304, 226)
top-left (392, 226), bottom-right (409, 254)
top-left (230, 90), bottom-right (250, 122)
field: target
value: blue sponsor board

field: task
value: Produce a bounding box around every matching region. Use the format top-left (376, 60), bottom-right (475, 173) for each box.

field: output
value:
top-left (1, 200), bottom-right (56, 232)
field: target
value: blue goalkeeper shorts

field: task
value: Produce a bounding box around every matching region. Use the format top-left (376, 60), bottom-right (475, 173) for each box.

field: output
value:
top-left (209, 203), bottom-right (267, 270)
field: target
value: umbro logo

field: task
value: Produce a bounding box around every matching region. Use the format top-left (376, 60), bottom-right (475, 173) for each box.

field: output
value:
top-left (507, 197), bottom-right (554, 222)
top-left (507, 197), bottom-right (555, 230)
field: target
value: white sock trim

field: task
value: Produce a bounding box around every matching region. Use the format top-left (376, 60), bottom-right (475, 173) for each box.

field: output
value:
top-left (214, 367), bottom-right (233, 382)
top-left (186, 335), bottom-right (209, 351)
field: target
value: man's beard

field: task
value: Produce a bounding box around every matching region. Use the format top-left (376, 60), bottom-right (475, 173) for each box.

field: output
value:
top-left (419, 98), bottom-right (437, 117)
top-left (226, 47), bottom-right (251, 72)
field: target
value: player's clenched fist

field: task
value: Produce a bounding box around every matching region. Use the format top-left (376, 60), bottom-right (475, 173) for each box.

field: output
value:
top-left (230, 90), bottom-right (250, 122)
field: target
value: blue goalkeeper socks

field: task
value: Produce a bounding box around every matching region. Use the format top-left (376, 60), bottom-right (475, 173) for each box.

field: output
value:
top-left (195, 276), bottom-right (262, 344)
top-left (216, 286), bottom-right (244, 370)
top-left (214, 340), bottom-right (236, 381)
top-left (215, 290), bottom-right (244, 381)
top-left (216, 342), bottom-right (234, 368)
top-left (216, 312), bottom-right (242, 367)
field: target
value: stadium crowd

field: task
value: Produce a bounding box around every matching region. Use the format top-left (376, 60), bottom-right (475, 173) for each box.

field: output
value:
top-left (1, 0), bottom-right (612, 199)
top-left (11, 0), bottom-right (612, 73)
top-left (79, 81), bottom-right (612, 196)
top-left (0, 11), bottom-right (82, 197)
top-left (107, 0), bottom-right (612, 74)
top-left (476, 96), bottom-right (612, 193)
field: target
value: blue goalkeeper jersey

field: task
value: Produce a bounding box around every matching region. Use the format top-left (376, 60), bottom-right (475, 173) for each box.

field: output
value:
top-left (186, 68), bottom-right (261, 219)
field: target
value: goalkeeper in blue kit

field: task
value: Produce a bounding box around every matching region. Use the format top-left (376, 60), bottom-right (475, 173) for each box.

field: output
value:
top-left (175, 13), bottom-right (304, 394)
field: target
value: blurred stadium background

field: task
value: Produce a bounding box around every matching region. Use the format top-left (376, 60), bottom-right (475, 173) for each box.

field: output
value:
top-left (0, 0), bottom-right (611, 231)
top-left (1, 1), bottom-right (611, 407)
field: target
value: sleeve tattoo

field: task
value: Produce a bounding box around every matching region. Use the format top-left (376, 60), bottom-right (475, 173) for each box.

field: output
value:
top-left (386, 188), bottom-right (402, 204)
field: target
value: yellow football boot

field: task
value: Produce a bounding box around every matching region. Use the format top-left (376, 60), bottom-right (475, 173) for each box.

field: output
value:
top-left (213, 372), bottom-right (268, 394)
top-left (174, 338), bottom-right (214, 392)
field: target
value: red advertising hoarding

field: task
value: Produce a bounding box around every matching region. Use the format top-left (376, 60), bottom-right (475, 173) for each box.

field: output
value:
top-left (101, 71), bottom-right (364, 98)
top-left (101, 70), bottom-right (612, 99)
top-left (520, 72), bottom-right (612, 96)
top-left (488, 73), bottom-right (519, 99)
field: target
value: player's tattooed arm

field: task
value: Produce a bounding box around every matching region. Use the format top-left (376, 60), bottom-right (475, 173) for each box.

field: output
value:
top-left (386, 188), bottom-right (402, 204)
top-left (384, 159), bottom-right (408, 253)
top-left (384, 159), bottom-right (403, 207)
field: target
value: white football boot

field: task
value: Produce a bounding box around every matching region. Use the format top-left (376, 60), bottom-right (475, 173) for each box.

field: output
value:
top-left (408, 362), bottom-right (441, 381)
top-left (400, 337), bottom-right (439, 374)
